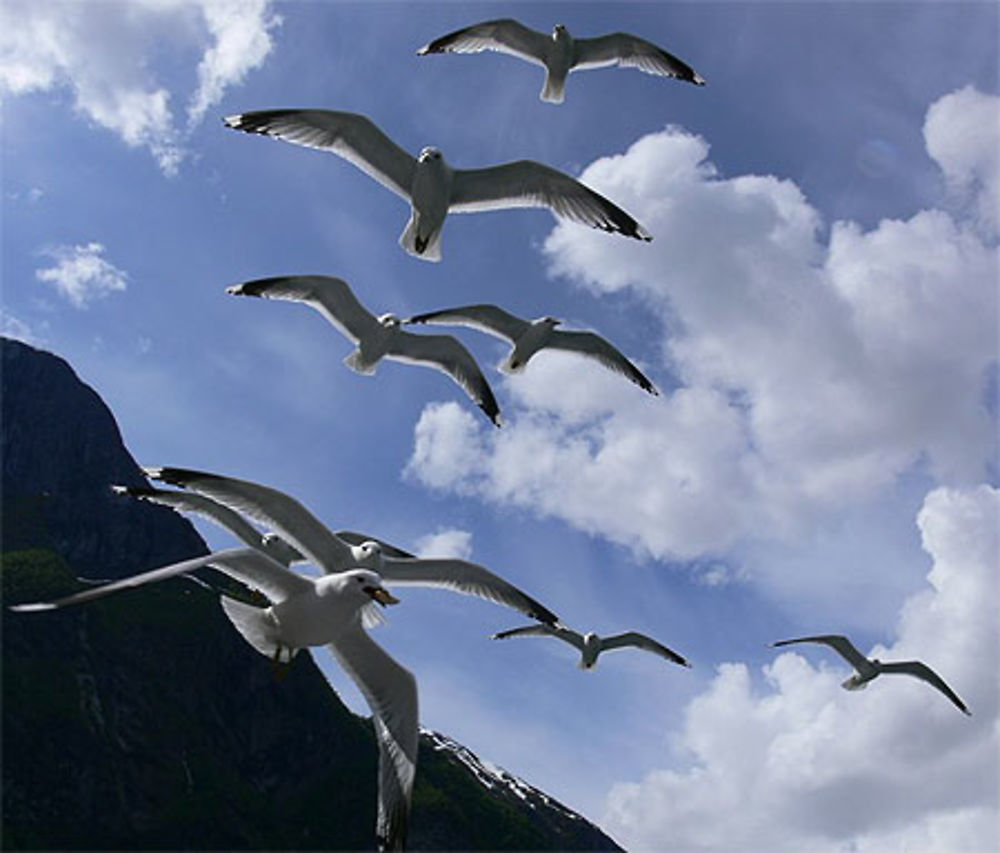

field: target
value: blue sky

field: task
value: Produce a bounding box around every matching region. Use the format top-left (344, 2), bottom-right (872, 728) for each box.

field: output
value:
top-left (2, 1), bottom-right (998, 849)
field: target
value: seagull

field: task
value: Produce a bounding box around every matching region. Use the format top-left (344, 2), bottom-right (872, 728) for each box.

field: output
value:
top-left (227, 276), bottom-right (502, 427)
top-left (405, 304), bottom-right (658, 395)
top-left (141, 466), bottom-right (560, 625)
top-left (492, 623), bottom-right (690, 670)
top-left (769, 634), bottom-right (971, 716)
top-left (115, 484), bottom-right (414, 566)
top-left (10, 548), bottom-right (416, 851)
top-left (222, 109), bottom-right (651, 260)
top-left (417, 19), bottom-right (705, 104)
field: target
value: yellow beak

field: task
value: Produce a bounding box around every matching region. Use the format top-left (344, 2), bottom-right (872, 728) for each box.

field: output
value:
top-left (369, 587), bottom-right (400, 607)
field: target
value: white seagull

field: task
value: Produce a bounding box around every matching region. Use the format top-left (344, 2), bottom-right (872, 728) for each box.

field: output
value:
top-left (115, 484), bottom-right (415, 566)
top-left (769, 634), bottom-right (971, 716)
top-left (406, 303), bottom-right (658, 395)
top-left (417, 19), bottom-right (705, 104)
top-left (222, 109), bottom-right (651, 260)
top-left (142, 466), bottom-right (560, 625)
top-left (227, 275), bottom-right (502, 427)
top-left (492, 623), bottom-right (690, 670)
top-left (10, 548), bottom-right (416, 851)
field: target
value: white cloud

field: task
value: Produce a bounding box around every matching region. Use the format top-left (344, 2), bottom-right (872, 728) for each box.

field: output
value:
top-left (407, 89), bottom-right (999, 562)
top-left (187, 0), bottom-right (280, 126)
top-left (414, 528), bottom-right (474, 561)
top-left (0, 310), bottom-right (44, 346)
top-left (924, 85), bottom-right (1000, 235)
top-left (36, 242), bottom-right (128, 308)
top-left (603, 485), bottom-right (999, 852)
top-left (0, 0), bottom-right (279, 174)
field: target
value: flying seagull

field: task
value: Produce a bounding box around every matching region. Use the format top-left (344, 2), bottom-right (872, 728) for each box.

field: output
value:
top-left (222, 109), bottom-right (651, 260)
top-left (142, 466), bottom-right (560, 625)
top-left (492, 623), bottom-right (690, 670)
top-left (10, 549), bottom-right (416, 851)
top-left (769, 634), bottom-right (971, 716)
top-left (406, 304), bottom-right (658, 395)
top-left (227, 276), bottom-right (501, 427)
top-left (417, 19), bottom-right (705, 104)
top-left (115, 484), bottom-right (414, 565)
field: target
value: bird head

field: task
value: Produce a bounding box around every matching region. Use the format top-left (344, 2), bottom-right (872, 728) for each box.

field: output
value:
top-left (351, 539), bottom-right (384, 568)
top-left (340, 569), bottom-right (399, 608)
top-left (377, 313), bottom-right (401, 328)
top-left (418, 147), bottom-right (443, 164)
top-left (536, 316), bottom-right (561, 328)
top-left (261, 532), bottom-right (303, 566)
top-left (552, 24), bottom-right (569, 40)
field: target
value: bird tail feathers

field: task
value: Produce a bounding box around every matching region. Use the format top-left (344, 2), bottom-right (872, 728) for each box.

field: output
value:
top-left (399, 217), bottom-right (442, 262)
top-left (343, 350), bottom-right (377, 375)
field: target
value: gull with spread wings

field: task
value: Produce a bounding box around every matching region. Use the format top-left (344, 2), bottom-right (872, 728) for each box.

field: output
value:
top-left (492, 623), bottom-right (690, 670)
top-left (223, 109), bottom-right (651, 261)
top-left (769, 634), bottom-right (971, 716)
top-left (406, 303), bottom-right (658, 395)
top-left (418, 19), bottom-right (705, 104)
top-left (11, 550), bottom-right (415, 852)
top-left (140, 467), bottom-right (560, 626)
top-left (227, 275), bottom-right (501, 426)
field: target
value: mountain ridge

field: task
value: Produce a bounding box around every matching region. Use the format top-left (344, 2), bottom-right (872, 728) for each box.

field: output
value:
top-left (1, 336), bottom-right (621, 851)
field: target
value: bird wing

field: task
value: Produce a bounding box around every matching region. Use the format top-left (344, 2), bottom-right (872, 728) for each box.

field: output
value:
top-left (328, 627), bottom-right (418, 852)
top-left (144, 467), bottom-right (354, 572)
top-left (227, 275), bottom-right (382, 345)
top-left (385, 330), bottom-right (502, 426)
top-left (8, 548), bottom-right (310, 612)
top-left (379, 556), bottom-right (558, 624)
top-left (492, 623), bottom-right (587, 652)
top-left (547, 330), bottom-right (658, 394)
top-left (113, 484), bottom-right (269, 550)
top-left (222, 109), bottom-right (416, 200)
top-left (417, 18), bottom-right (549, 67)
top-left (879, 661), bottom-right (971, 715)
top-left (770, 634), bottom-right (871, 671)
top-left (572, 33), bottom-right (705, 84)
top-left (335, 530), bottom-right (417, 560)
top-left (601, 631), bottom-right (691, 667)
top-left (450, 160), bottom-right (652, 241)
top-left (405, 304), bottom-right (529, 343)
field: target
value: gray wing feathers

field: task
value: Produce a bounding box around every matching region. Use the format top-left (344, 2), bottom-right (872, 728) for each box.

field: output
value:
top-left (771, 634), bottom-right (872, 671)
top-left (328, 628), bottom-right (418, 851)
top-left (549, 330), bottom-right (658, 394)
top-left (145, 467), bottom-right (353, 571)
top-left (386, 331), bottom-right (501, 426)
top-left (572, 33), bottom-right (705, 84)
top-left (223, 109), bottom-right (416, 199)
top-left (880, 661), bottom-right (970, 715)
top-left (228, 275), bottom-right (382, 343)
top-left (406, 304), bottom-right (529, 342)
top-left (602, 631), bottom-right (691, 667)
top-left (492, 623), bottom-right (557, 640)
top-left (417, 18), bottom-right (549, 66)
top-left (8, 548), bottom-right (307, 611)
top-left (379, 557), bottom-right (558, 623)
top-left (450, 161), bottom-right (651, 241)
top-left (114, 484), bottom-right (267, 551)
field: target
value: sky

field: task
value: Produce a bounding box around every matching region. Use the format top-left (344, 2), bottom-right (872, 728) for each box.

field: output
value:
top-left (2, 1), bottom-right (998, 850)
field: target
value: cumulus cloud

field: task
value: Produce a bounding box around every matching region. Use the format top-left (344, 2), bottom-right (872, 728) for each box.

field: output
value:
top-left (407, 89), bottom-right (999, 562)
top-left (0, 0), bottom-right (280, 174)
top-left (36, 242), bottom-right (128, 308)
top-left (603, 485), bottom-right (999, 852)
top-left (924, 85), bottom-right (1000, 235)
top-left (414, 528), bottom-right (474, 561)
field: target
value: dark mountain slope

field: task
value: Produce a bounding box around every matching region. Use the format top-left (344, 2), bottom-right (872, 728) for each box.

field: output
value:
top-left (1, 337), bottom-right (620, 851)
